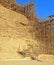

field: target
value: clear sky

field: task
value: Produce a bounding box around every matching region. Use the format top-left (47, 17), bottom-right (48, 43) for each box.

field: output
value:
top-left (16, 0), bottom-right (54, 19)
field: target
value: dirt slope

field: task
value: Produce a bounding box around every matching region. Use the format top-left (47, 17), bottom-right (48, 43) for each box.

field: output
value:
top-left (0, 4), bottom-right (33, 61)
top-left (0, 4), bottom-right (54, 61)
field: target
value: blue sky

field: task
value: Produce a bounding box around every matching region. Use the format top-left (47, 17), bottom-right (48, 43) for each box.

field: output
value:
top-left (16, 0), bottom-right (54, 19)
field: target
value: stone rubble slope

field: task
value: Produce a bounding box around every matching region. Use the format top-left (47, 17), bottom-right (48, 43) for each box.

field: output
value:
top-left (0, 4), bottom-right (34, 60)
top-left (0, 4), bottom-right (54, 61)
